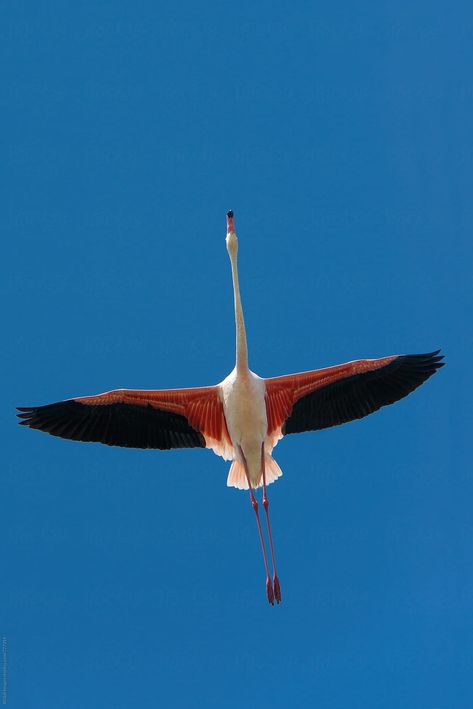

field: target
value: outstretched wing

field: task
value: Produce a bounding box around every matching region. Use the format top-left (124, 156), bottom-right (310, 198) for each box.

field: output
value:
top-left (265, 351), bottom-right (444, 440)
top-left (18, 385), bottom-right (232, 454)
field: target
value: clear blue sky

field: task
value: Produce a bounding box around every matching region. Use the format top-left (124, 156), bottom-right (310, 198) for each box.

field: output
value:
top-left (2, 1), bottom-right (471, 707)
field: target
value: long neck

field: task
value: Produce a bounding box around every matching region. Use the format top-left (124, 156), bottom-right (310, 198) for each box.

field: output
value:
top-left (229, 249), bottom-right (249, 373)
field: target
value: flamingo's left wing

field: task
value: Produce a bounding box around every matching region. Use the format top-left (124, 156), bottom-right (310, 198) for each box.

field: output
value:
top-left (265, 351), bottom-right (444, 441)
top-left (18, 385), bottom-right (232, 456)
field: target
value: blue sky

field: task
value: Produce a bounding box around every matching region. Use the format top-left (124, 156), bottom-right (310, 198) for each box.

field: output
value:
top-left (2, 1), bottom-right (472, 707)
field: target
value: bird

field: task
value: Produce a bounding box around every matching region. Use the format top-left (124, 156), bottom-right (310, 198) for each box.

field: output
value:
top-left (18, 210), bottom-right (444, 605)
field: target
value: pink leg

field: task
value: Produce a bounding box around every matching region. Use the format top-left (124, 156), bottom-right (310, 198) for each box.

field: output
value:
top-left (261, 446), bottom-right (282, 604)
top-left (238, 446), bottom-right (275, 605)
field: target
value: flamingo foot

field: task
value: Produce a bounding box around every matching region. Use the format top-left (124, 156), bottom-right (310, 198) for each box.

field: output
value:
top-left (273, 575), bottom-right (282, 604)
top-left (266, 577), bottom-right (275, 605)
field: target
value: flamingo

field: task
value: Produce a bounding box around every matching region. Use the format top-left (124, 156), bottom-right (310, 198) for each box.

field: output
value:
top-left (17, 211), bottom-right (444, 605)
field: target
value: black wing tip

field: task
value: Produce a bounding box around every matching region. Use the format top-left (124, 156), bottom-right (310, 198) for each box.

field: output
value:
top-left (17, 407), bottom-right (35, 423)
top-left (17, 404), bottom-right (48, 423)
top-left (16, 399), bottom-right (206, 450)
top-left (399, 350), bottom-right (445, 371)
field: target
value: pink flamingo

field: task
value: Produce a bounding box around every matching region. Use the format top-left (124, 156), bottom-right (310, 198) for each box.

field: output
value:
top-left (18, 211), bottom-right (444, 604)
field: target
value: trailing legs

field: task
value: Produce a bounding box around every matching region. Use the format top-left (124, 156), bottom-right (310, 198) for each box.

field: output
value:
top-left (261, 445), bottom-right (282, 603)
top-left (238, 446), bottom-right (275, 605)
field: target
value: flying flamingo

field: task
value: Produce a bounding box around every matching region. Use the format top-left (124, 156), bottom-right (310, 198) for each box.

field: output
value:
top-left (18, 211), bottom-right (444, 605)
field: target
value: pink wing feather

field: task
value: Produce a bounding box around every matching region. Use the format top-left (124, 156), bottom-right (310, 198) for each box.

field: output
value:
top-left (18, 385), bottom-right (233, 454)
top-left (265, 352), bottom-right (443, 438)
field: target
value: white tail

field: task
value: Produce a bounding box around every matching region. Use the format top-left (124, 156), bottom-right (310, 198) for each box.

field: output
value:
top-left (227, 455), bottom-right (283, 490)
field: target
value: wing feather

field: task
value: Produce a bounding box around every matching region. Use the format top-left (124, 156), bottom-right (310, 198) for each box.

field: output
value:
top-left (265, 351), bottom-right (444, 436)
top-left (18, 385), bottom-right (231, 452)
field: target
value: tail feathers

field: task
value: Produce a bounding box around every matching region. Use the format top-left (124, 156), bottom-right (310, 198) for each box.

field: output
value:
top-left (264, 455), bottom-right (283, 487)
top-left (227, 455), bottom-right (283, 490)
top-left (227, 460), bottom-right (247, 489)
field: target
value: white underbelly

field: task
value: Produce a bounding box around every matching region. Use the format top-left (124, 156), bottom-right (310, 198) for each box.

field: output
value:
top-left (220, 369), bottom-right (268, 483)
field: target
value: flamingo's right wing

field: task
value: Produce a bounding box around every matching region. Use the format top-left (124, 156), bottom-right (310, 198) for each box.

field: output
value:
top-left (18, 385), bottom-right (233, 457)
top-left (265, 351), bottom-right (444, 442)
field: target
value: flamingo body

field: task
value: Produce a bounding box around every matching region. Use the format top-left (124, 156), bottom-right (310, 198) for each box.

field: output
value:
top-left (220, 367), bottom-right (268, 488)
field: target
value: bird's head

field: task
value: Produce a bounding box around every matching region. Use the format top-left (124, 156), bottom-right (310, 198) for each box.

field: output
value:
top-left (226, 210), bottom-right (238, 256)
